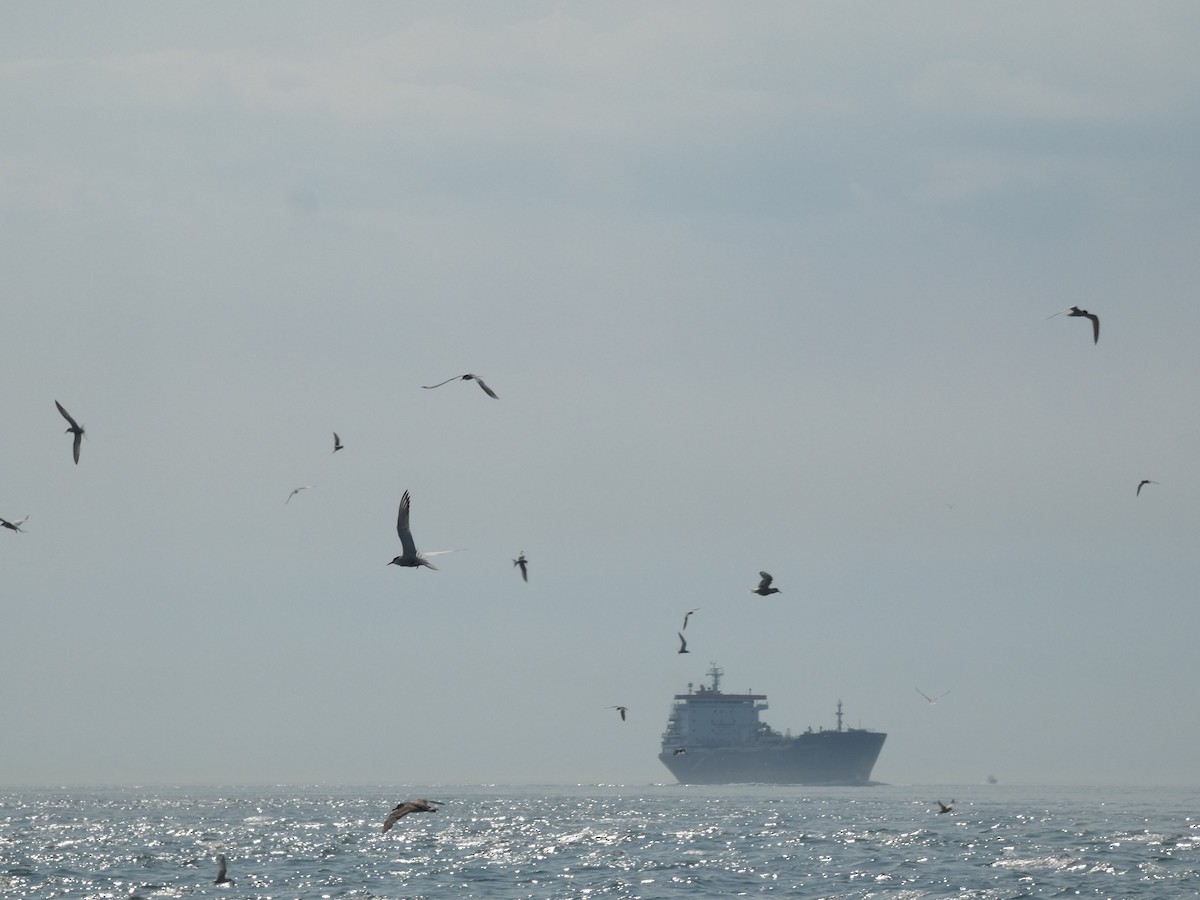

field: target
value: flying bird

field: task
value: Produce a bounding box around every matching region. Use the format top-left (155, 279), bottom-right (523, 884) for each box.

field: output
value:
top-left (608, 705), bottom-right (628, 721)
top-left (422, 373), bottom-right (499, 399)
top-left (513, 551), bottom-right (528, 582)
top-left (915, 687), bottom-right (951, 705)
top-left (677, 632), bottom-right (689, 654)
top-left (1136, 479), bottom-right (1158, 496)
top-left (381, 799), bottom-right (440, 833)
top-left (387, 491), bottom-right (460, 570)
top-left (1047, 305), bottom-right (1100, 344)
top-left (54, 401), bottom-right (85, 465)
top-left (751, 571), bottom-right (781, 596)
top-left (333, 432), bottom-right (343, 452)
top-left (0, 515), bottom-right (29, 533)
top-left (213, 854), bottom-right (233, 885)
top-left (936, 800), bottom-right (954, 814)
top-left (681, 608), bottom-right (699, 630)
top-left (286, 486), bottom-right (311, 503)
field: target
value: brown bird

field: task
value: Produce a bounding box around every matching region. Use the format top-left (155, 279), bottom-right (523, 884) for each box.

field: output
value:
top-left (608, 705), bottom-right (628, 721)
top-left (381, 799), bottom-right (440, 833)
top-left (1136, 479), bottom-right (1158, 496)
top-left (55, 400), bottom-right (85, 465)
top-left (0, 515), bottom-right (29, 533)
top-left (513, 551), bottom-right (528, 582)
top-left (751, 571), bottom-right (781, 596)
top-left (1047, 305), bottom-right (1099, 344)
top-left (936, 800), bottom-right (954, 814)
top-left (422, 373), bottom-right (498, 398)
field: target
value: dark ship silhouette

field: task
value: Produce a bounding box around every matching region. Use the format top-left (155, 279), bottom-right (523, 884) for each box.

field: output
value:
top-left (659, 665), bottom-right (886, 785)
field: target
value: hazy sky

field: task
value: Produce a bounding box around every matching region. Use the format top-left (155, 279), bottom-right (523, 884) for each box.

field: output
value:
top-left (4, 2), bottom-right (1200, 788)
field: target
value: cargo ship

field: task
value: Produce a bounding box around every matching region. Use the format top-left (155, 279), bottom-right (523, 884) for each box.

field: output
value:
top-left (658, 665), bottom-right (886, 785)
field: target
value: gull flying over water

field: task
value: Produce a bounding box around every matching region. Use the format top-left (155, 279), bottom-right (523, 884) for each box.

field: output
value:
top-left (388, 491), bottom-right (459, 570)
top-left (422, 373), bottom-right (499, 399)
top-left (1047, 305), bottom-right (1100, 344)
top-left (608, 705), bottom-right (628, 722)
top-left (681, 608), bottom-right (699, 630)
top-left (0, 515), bottom-right (29, 533)
top-left (915, 687), bottom-right (951, 704)
top-left (55, 401), bottom-right (85, 465)
top-left (751, 571), bottom-right (781, 596)
top-left (286, 486), bottom-right (311, 504)
top-left (677, 632), bottom-right (690, 654)
top-left (382, 799), bottom-right (440, 833)
top-left (213, 854), bottom-right (233, 885)
top-left (1137, 479), bottom-right (1158, 496)
top-left (333, 432), bottom-right (343, 452)
top-left (513, 551), bottom-right (528, 582)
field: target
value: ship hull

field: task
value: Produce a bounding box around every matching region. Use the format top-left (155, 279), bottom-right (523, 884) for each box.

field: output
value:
top-left (659, 729), bottom-right (886, 786)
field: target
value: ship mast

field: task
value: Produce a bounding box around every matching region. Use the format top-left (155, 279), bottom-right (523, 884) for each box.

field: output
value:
top-left (836, 699), bottom-right (843, 732)
top-left (707, 663), bottom-right (723, 693)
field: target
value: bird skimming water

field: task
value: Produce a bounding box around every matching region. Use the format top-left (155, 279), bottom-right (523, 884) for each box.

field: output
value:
top-left (751, 572), bottom-right (781, 596)
top-left (422, 373), bottom-right (498, 398)
top-left (55, 401), bottom-right (85, 465)
top-left (213, 854), bottom-right (233, 885)
top-left (381, 799), bottom-right (440, 833)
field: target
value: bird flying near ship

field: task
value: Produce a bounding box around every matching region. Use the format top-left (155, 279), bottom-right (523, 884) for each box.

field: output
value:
top-left (286, 486), bottom-right (311, 503)
top-left (677, 632), bottom-right (690, 654)
top-left (213, 854), bottom-right (233, 885)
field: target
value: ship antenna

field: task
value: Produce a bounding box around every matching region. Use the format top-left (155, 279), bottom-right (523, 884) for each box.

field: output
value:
top-left (836, 699), bottom-right (843, 732)
top-left (707, 663), bottom-right (723, 693)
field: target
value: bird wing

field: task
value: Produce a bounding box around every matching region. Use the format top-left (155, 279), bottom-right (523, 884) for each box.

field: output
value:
top-left (471, 376), bottom-right (499, 399)
top-left (55, 400), bottom-right (80, 430)
top-left (757, 572), bottom-right (774, 591)
top-left (422, 375), bottom-right (464, 390)
top-left (72, 431), bottom-right (82, 465)
top-left (1086, 312), bottom-right (1100, 344)
top-left (396, 492), bottom-right (418, 557)
top-left (333, 432), bottom-right (341, 450)
top-left (216, 856), bottom-right (227, 880)
top-left (382, 803), bottom-right (416, 832)
top-left (915, 687), bottom-right (935, 703)
top-left (678, 632), bottom-right (687, 651)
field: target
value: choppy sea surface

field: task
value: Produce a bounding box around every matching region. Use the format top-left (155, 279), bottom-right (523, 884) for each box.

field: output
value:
top-left (2, 784), bottom-right (1199, 898)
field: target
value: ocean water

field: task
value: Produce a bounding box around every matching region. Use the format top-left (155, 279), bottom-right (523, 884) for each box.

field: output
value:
top-left (2, 784), bottom-right (1198, 898)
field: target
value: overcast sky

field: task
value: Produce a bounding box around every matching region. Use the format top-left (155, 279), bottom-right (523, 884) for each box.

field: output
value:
top-left (3, 2), bottom-right (1200, 788)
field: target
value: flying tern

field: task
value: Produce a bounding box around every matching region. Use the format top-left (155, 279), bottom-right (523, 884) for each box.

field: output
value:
top-left (608, 705), bottom-right (628, 721)
top-left (681, 608), bottom-right (699, 630)
top-left (422, 373), bottom-right (499, 398)
top-left (0, 516), bottom-right (29, 533)
top-left (54, 401), bottom-right (85, 465)
top-left (677, 632), bottom-right (689, 654)
top-left (333, 432), bottom-right (343, 452)
top-left (286, 486), bottom-right (311, 503)
top-left (915, 687), bottom-right (951, 704)
top-left (1047, 306), bottom-right (1100, 344)
top-left (751, 571), bottom-right (781, 596)
top-left (513, 551), bottom-right (528, 582)
top-left (388, 491), bottom-right (459, 569)
top-left (1136, 479), bottom-right (1158, 496)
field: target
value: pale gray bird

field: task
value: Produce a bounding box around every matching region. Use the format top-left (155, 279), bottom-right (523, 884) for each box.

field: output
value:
top-left (1136, 479), bottom-right (1158, 496)
top-left (422, 373), bottom-right (499, 398)
top-left (387, 491), bottom-right (460, 570)
top-left (213, 854), bottom-right (233, 885)
top-left (55, 400), bottom-right (84, 465)
top-left (382, 799), bottom-right (439, 833)
top-left (333, 432), bottom-right (343, 452)
top-left (1047, 305), bottom-right (1100, 344)
top-left (751, 571), bottom-right (781, 596)
top-left (513, 551), bottom-right (528, 582)
top-left (0, 515), bottom-right (29, 533)
top-left (286, 486), bottom-right (312, 504)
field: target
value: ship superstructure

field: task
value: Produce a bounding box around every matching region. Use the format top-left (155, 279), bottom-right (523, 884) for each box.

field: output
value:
top-left (659, 665), bottom-right (885, 785)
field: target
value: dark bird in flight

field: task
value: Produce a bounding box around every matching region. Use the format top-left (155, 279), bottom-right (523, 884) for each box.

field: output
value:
top-left (672, 747), bottom-right (688, 755)
top-left (677, 631), bottom-right (689, 654)
top-left (382, 799), bottom-right (440, 833)
top-left (936, 800), bottom-right (954, 814)
top-left (422, 373), bottom-right (498, 399)
top-left (751, 571), bottom-right (781, 596)
top-left (0, 515), bottom-right (29, 533)
top-left (333, 432), bottom-right (343, 452)
top-left (681, 608), bottom-right (699, 630)
top-left (55, 401), bottom-right (85, 465)
top-left (1136, 479), bottom-right (1158, 496)
top-left (388, 491), bottom-right (459, 570)
top-left (915, 687), bottom-right (951, 704)
top-left (213, 854), bottom-right (233, 885)
top-left (513, 551), bottom-right (528, 582)
top-left (1047, 305), bottom-right (1100, 344)
top-left (286, 486), bottom-right (311, 504)
top-left (608, 705), bottom-right (628, 721)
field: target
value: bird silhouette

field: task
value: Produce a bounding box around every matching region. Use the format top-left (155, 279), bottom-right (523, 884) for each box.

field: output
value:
top-left (1136, 479), bottom-right (1158, 496)
top-left (751, 571), bottom-right (781, 596)
top-left (936, 800), bottom-right (954, 814)
top-left (381, 799), bottom-right (440, 833)
top-left (513, 551), bottom-right (528, 582)
top-left (422, 373), bottom-right (498, 398)
top-left (213, 854), bottom-right (233, 885)
top-left (388, 491), bottom-right (459, 570)
top-left (0, 515), bottom-right (29, 533)
top-left (286, 486), bottom-right (311, 504)
top-left (54, 401), bottom-right (85, 465)
top-left (681, 608), bottom-right (699, 630)
top-left (1047, 305), bottom-right (1099, 344)
top-left (333, 432), bottom-right (343, 452)
top-left (915, 687), bottom-right (951, 704)
top-left (608, 705), bottom-right (628, 721)
top-left (677, 632), bottom-right (689, 654)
